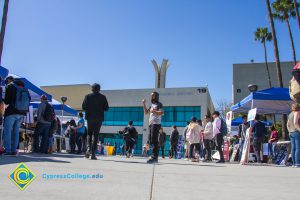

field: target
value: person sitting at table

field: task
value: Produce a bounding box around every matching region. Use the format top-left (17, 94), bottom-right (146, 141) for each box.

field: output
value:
top-left (268, 126), bottom-right (278, 158)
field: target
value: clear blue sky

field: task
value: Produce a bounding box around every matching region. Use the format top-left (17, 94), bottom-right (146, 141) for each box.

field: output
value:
top-left (1, 0), bottom-right (299, 104)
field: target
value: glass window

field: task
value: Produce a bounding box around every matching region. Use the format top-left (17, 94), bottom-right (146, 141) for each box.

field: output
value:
top-left (103, 107), bottom-right (144, 126)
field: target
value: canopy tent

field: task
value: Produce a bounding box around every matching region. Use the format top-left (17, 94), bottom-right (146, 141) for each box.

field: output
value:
top-left (30, 99), bottom-right (78, 117)
top-left (0, 66), bottom-right (9, 79)
top-left (231, 117), bottom-right (272, 126)
top-left (231, 87), bottom-right (293, 114)
top-left (8, 74), bottom-right (52, 102)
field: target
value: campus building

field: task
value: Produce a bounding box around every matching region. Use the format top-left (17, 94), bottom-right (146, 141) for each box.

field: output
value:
top-left (42, 85), bottom-right (215, 154)
top-left (232, 61), bottom-right (294, 104)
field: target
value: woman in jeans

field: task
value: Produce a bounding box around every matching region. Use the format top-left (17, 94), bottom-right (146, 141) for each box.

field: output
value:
top-left (287, 103), bottom-right (300, 168)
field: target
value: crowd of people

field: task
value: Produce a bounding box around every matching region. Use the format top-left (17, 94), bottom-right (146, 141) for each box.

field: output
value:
top-left (0, 78), bottom-right (299, 167)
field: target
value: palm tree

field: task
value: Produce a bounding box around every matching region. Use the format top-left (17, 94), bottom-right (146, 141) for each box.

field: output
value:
top-left (273, 0), bottom-right (298, 65)
top-left (0, 0), bottom-right (9, 65)
top-left (254, 27), bottom-right (273, 88)
top-left (266, 0), bottom-right (287, 139)
top-left (293, 0), bottom-right (300, 29)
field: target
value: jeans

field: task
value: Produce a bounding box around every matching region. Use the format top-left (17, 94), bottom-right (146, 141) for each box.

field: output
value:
top-left (268, 143), bottom-right (276, 157)
top-left (253, 137), bottom-right (263, 162)
top-left (3, 114), bottom-right (23, 153)
top-left (76, 134), bottom-right (83, 153)
top-left (33, 122), bottom-right (51, 153)
top-left (48, 136), bottom-right (54, 149)
top-left (70, 133), bottom-right (76, 153)
top-left (200, 143), bottom-right (204, 158)
top-left (149, 124), bottom-right (161, 159)
top-left (290, 132), bottom-right (300, 166)
top-left (170, 143), bottom-right (178, 158)
top-left (203, 139), bottom-right (212, 160)
top-left (215, 133), bottom-right (225, 161)
top-left (159, 145), bottom-right (165, 158)
top-left (189, 143), bottom-right (200, 159)
top-left (86, 120), bottom-right (102, 157)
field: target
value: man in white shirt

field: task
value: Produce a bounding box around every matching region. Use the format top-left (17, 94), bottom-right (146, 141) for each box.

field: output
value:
top-left (212, 111), bottom-right (225, 163)
top-left (203, 115), bottom-right (213, 161)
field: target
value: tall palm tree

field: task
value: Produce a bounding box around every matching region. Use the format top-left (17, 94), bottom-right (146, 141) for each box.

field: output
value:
top-left (293, 0), bottom-right (300, 29)
top-left (0, 0), bottom-right (9, 65)
top-left (266, 0), bottom-right (287, 139)
top-left (273, 0), bottom-right (298, 65)
top-left (254, 27), bottom-right (273, 88)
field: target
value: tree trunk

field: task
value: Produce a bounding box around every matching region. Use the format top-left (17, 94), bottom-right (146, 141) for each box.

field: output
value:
top-left (266, 0), bottom-right (286, 139)
top-left (286, 18), bottom-right (297, 65)
top-left (294, 0), bottom-right (300, 30)
top-left (0, 0), bottom-right (9, 65)
top-left (263, 41), bottom-right (272, 88)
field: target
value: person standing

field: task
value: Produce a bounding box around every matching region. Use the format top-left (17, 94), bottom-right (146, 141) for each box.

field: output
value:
top-left (82, 83), bottom-right (109, 160)
top-left (249, 115), bottom-right (266, 163)
top-left (169, 125), bottom-right (179, 159)
top-left (203, 115), bottom-right (213, 161)
top-left (183, 122), bottom-right (190, 160)
top-left (287, 103), bottom-right (300, 167)
top-left (186, 117), bottom-right (201, 162)
top-left (158, 127), bottom-right (167, 158)
top-left (3, 78), bottom-right (30, 155)
top-left (75, 112), bottom-right (85, 154)
top-left (212, 111), bottom-right (225, 163)
top-left (120, 120), bottom-right (138, 158)
top-left (142, 91), bottom-right (164, 164)
top-left (238, 115), bottom-right (250, 161)
top-left (268, 126), bottom-right (278, 158)
top-left (197, 120), bottom-right (204, 160)
top-left (33, 95), bottom-right (53, 154)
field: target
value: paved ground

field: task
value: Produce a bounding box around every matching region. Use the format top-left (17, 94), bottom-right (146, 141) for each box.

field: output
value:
top-left (0, 153), bottom-right (299, 200)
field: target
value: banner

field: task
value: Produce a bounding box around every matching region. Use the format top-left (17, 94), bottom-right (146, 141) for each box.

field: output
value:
top-left (223, 141), bottom-right (230, 161)
top-left (247, 108), bottom-right (257, 122)
top-left (226, 111), bottom-right (233, 133)
top-left (240, 129), bottom-right (250, 164)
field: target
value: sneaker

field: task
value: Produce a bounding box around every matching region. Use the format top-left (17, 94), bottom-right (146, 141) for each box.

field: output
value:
top-left (216, 160), bottom-right (225, 164)
top-left (147, 158), bottom-right (158, 164)
top-left (2, 152), bottom-right (12, 156)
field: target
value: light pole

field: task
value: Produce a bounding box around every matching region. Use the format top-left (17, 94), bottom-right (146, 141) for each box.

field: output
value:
top-left (60, 96), bottom-right (67, 152)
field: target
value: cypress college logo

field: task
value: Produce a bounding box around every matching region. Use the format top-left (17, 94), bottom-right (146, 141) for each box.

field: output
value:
top-left (8, 163), bottom-right (36, 191)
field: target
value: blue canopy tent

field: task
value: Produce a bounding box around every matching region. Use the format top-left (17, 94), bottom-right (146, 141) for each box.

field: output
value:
top-left (231, 87), bottom-right (293, 114)
top-left (231, 117), bottom-right (272, 126)
top-left (0, 66), bottom-right (9, 79)
top-left (30, 99), bottom-right (78, 117)
top-left (8, 74), bottom-right (52, 102)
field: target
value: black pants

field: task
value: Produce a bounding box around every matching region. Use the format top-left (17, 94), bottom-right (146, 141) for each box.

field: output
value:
top-left (159, 145), bottom-right (165, 158)
top-left (215, 133), bottom-right (225, 161)
top-left (253, 137), bottom-right (262, 162)
top-left (56, 137), bottom-right (61, 152)
top-left (189, 143), bottom-right (201, 159)
top-left (170, 143), bottom-right (178, 158)
top-left (203, 139), bottom-right (212, 160)
top-left (75, 134), bottom-right (83, 153)
top-left (149, 124), bottom-right (161, 159)
top-left (125, 139), bottom-right (134, 154)
top-left (87, 120), bottom-right (102, 157)
top-left (69, 133), bottom-right (76, 153)
top-left (82, 134), bottom-right (87, 153)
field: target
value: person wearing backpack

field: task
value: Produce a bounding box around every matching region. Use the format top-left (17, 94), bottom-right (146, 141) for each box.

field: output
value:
top-left (249, 114), bottom-right (266, 163)
top-left (3, 78), bottom-right (30, 155)
top-left (33, 95), bottom-right (53, 154)
top-left (119, 120), bottom-right (138, 158)
top-left (212, 111), bottom-right (225, 163)
top-left (169, 125), bottom-right (179, 159)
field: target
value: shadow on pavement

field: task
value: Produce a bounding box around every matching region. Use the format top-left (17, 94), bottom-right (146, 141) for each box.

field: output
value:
top-left (0, 153), bottom-right (72, 166)
top-left (101, 158), bottom-right (225, 167)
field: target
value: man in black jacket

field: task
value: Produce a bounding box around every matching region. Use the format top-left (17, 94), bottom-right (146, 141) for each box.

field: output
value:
top-left (120, 120), bottom-right (138, 158)
top-left (170, 125), bottom-right (179, 159)
top-left (82, 83), bottom-right (109, 160)
top-left (158, 128), bottom-right (167, 158)
top-left (3, 78), bottom-right (30, 155)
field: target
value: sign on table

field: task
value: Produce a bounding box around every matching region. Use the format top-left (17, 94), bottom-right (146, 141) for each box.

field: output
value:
top-left (247, 108), bottom-right (257, 122)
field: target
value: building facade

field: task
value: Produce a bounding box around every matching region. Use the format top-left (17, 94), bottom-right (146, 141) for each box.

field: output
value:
top-left (233, 61), bottom-right (294, 104)
top-left (42, 85), bottom-right (214, 154)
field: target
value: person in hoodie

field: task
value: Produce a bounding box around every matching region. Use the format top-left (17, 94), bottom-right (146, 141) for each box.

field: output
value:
top-left (187, 117), bottom-right (202, 162)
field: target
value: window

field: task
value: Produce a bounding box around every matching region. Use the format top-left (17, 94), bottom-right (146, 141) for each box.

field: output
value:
top-left (161, 106), bottom-right (201, 127)
top-left (103, 107), bottom-right (144, 126)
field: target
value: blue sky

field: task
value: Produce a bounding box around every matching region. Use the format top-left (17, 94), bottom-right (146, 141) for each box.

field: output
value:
top-left (1, 0), bottom-right (299, 104)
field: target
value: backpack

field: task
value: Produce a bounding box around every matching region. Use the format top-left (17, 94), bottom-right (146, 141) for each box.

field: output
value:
top-left (220, 118), bottom-right (228, 137)
top-left (13, 83), bottom-right (30, 115)
top-left (43, 102), bottom-right (55, 122)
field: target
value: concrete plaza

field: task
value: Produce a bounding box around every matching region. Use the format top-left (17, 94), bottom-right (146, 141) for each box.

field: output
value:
top-left (0, 153), bottom-right (299, 200)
